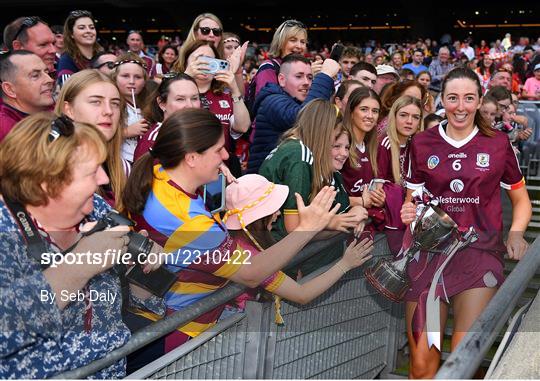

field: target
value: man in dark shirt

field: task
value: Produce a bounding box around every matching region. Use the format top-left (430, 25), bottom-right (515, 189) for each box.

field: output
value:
top-left (0, 51), bottom-right (54, 141)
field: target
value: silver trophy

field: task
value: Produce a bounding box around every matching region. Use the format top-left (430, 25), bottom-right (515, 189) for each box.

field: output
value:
top-left (364, 202), bottom-right (477, 302)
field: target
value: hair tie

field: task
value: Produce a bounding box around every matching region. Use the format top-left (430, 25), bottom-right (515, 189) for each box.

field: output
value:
top-left (113, 59), bottom-right (148, 70)
top-left (48, 115), bottom-right (75, 142)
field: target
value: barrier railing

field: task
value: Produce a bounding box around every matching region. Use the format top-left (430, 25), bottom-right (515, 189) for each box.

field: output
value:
top-left (435, 235), bottom-right (540, 379)
top-left (53, 233), bottom-right (349, 379)
top-left (126, 233), bottom-right (401, 380)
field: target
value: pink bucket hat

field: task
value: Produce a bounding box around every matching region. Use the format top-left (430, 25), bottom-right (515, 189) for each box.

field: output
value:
top-left (223, 174), bottom-right (289, 230)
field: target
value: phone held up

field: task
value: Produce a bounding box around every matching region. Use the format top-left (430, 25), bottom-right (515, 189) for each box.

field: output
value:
top-left (199, 55), bottom-right (230, 74)
top-left (329, 43), bottom-right (345, 61)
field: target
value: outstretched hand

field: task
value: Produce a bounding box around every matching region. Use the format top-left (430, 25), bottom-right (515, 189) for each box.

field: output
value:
top-left (340, 238), bottom-right (374, 271)
top-left (296, 186), bottom-right (339, 232)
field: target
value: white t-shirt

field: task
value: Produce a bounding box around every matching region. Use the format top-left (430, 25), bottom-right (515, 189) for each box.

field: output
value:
top-left (122, 104), bottom-right (142, 163)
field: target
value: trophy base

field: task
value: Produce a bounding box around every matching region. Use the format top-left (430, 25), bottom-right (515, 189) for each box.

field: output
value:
top-left (364, 258), bottom-right (410, 303)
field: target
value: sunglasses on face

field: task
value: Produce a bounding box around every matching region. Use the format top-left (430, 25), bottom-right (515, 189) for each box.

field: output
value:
top-left (13, 16), bottom-right (42, 41)
top-left (198, 26), bottom-right (222, 36)
top-left (95, 61), bottom-right (115, 70)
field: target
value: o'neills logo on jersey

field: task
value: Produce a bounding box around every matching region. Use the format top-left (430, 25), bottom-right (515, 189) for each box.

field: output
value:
top-left (436, 195), bottom-right (480, 205)
top-left (448, 153), bottom-right (467, 159)
top-left (218, 100), bottom-right (230, 108)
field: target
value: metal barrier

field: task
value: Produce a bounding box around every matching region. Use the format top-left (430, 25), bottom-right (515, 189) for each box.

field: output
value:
top-left (125, 234), bottom-right (403, 379)
top-left (54, 233), bottom-right (366, 379)
top-left (435, 235), bottom-right (540, 379)
top-left (517, 101), bottom-right (540, 141)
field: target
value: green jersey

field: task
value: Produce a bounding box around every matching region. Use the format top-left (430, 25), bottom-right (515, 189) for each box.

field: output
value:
top-left (259, 138), bottom-right (350, 275)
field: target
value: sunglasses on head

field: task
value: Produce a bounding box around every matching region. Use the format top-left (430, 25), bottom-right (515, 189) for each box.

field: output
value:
top-left (198, 26), bottom-right (222, 36)
top-left (162, 71), bottom-right (181, 79)
top-left (283, 20), bottom-right (306, 29)
top-left (13, 16), bottom-right (42, 41)
top-left (95, 61), bottom-right (115, 70)
top-left (48, 115), bottom-right (75, 143)
top-left (69, 10), bottom-right (93, 19)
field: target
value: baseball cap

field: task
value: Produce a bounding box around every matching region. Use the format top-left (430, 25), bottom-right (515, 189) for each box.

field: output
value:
top-left (376, 64), bottom-right (399, 78)
top-left (534, 63), bottom-right (540, 71)
top-left (223, 174), bottom-right (289, 230)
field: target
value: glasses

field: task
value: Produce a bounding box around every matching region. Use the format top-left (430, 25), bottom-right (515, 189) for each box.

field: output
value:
top-left (198, 27), bottom-right (222, 36)
top-left (283, 20), bottom-right (306, 29)
top-left (95, 61), bottom-right (115, 70)
top-left (12, 16), bottom-right (41, 41)
top-left (48, 115), bottom-right (75, 143)
top-left (69, 10), bottom-right (93, 18)
top-left (162, 71), bottom-right (181, 79)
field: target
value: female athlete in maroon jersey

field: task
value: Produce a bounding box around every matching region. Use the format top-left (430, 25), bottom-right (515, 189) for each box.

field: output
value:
top-left (341, 87), bottom-right (385, 208)
top-left (377, 95), bottom-right (424, 186)
top-left (400, 67), bottom-right (531, 378)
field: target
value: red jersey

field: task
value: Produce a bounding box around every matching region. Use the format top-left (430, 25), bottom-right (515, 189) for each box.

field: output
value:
top-left (377, 135), bottom-right (410, 184)
top-left (341, 143), bottom-right (376, 196)
top-left (0, 103), bottom-right (27, 142)
top-left (405, 123), bottom-right (525, 252)
top-left (201, 90), bottom-right (235, 154)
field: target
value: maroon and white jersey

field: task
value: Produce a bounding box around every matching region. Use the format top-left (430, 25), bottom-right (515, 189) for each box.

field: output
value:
top-left (406, 123), bottom-right (525, 252)
top-left (202, 90), bottom-right (241, 154)
top-left (341, 143), bottom-right (376, 196)
top-left (377, 135), bottom-right (410, 184)
top-left (133, 122), bottom-right (161, 162)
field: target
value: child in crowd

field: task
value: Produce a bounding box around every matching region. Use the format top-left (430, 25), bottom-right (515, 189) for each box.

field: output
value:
top-left (112, 53), bottom-right (150, 164)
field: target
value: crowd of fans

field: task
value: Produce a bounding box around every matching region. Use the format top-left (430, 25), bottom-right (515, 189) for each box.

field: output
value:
top-left (0, 9), bottom-right (537, 378)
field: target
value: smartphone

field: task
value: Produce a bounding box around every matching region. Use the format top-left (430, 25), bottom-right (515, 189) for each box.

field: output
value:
top-left (368, 178), bottom-right (385, 191)
top-left (203, 173), bottom-right (226, 214)
top-left (329, 43), bottom-right (345, 61)
top-left (125, 265), bottom-right (177, 297)
top-left (199, 55), bottom-right (230, 74)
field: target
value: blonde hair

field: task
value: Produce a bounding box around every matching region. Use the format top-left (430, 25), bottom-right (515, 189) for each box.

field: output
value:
top-left (269, 20), bottom-right (307, 58)
top-left (0, 112), bottom-right (107, 206)
top-left (386, 95), bottom-right (424, 184)
top-left (281, 99), bottom-right (343, 201)
top-left (181, 13), bottom-right (224, 58)
top-left (54, 69), bottom-right (127, 210)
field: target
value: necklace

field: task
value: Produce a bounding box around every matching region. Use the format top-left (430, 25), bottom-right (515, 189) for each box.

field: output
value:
top-left (399, 139), bottom-right (410, 186)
